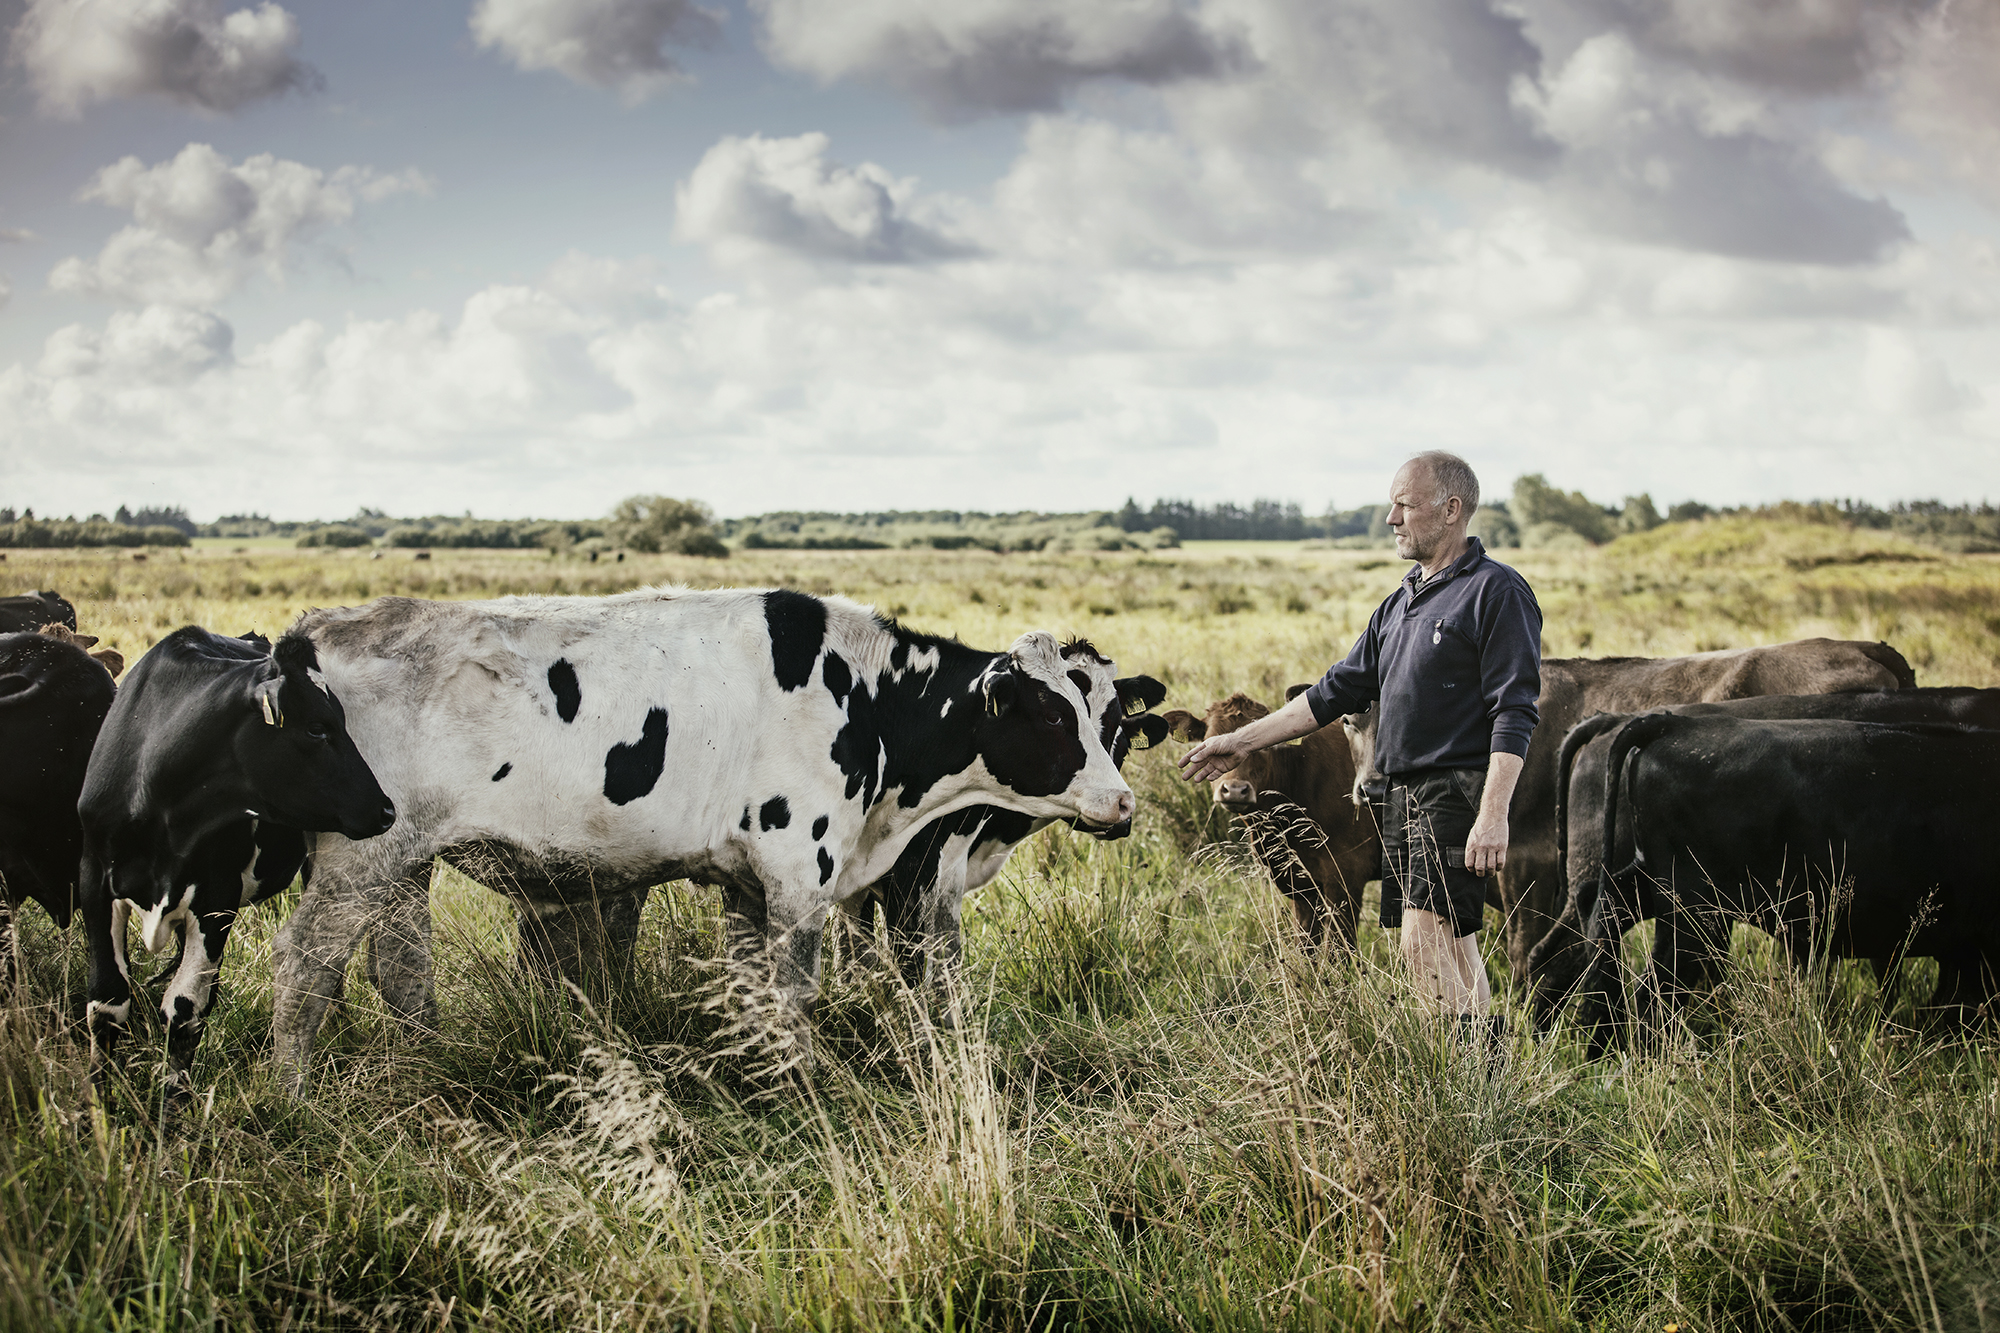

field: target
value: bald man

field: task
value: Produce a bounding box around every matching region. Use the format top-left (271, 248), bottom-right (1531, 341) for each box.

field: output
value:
top-left (1180, 451), bottom-right (1541, 1041)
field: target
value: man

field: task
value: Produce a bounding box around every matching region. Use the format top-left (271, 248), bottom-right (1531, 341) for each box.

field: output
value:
top-left (1180, 451), bottom-right (1541, 1034)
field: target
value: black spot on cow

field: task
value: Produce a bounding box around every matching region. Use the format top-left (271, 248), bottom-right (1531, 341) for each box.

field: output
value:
top-left (739, 806), bottom-right (752, 831)
top-left (548, 659), bottom-right (581, 722)
top-left (759, 795), bottom-right (791, 831)
top-left (491, 762), bottom-right (512, 782)
top-left (818, 847), bottom-right (835, 885)
top-left (603, 707), bottom-right (669, 806)
top-left (172, 995), bottom-right (195, 1024)
top-left (811, 814), bottom-right (828, 840)
top-left (764, 590), bottom-right (826, 692)
top-left (829, 625), bottom-right (986, 815)
top-left (822, 651), bottom-right (852, 705)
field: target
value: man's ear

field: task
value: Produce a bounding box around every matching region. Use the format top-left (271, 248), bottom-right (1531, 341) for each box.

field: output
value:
top-left (1160, 709), bottom-right (1205, 741)
top-left (1115, 674), bottom-right (1167, 715)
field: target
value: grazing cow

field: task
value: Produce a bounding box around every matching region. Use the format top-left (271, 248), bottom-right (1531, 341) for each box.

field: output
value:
top-left (1165, 691), bottom-right (1381, 949)
top-left (1556, 712), bottom-right (2000, 1057)
top-left (270, 589), bottom-right (1138, 1087)
top-left (0, 630), bottom-right (117, 979)
top-left (0, 590), bottom-right (77, 635)
top-left (1341, 638), bottom-right (1914, 982)
top-left (846, 645), bottom-right (1168, 1004)
top-left (78, 628), bottom-right (396, 1103)
top-left (1532, 687), bottom-right (2000, 1032)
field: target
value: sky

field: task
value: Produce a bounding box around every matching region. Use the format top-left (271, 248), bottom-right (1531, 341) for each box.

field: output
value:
top-left (0, 0), bottom-right (1996, 522)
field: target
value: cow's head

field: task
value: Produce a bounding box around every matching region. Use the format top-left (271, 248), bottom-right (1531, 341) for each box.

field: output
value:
top-left (1338, 700), bottom-right (1383, 809)
top-left (1051, 638), bottom-right (1167, 839)
top-left (974, 632), bottom-right (1137, 829)
top-left (235, 633), bottom-right (396, 841)
top-left (1162, 693), bottom-right (1293, 814)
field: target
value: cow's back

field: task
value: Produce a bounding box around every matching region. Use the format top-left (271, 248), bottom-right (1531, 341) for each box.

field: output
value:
top-left (298, 589), bottom-right (864, 886)
top-left (0, 631), bottom-right (117, 919)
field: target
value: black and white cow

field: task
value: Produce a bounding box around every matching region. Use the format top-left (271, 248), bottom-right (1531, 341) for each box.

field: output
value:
top-left (843, 641), bottom-right (1168, 1009)
top-left (78, 628), bottom-right (395, 1102)
top-left (0, 629), bottom-right (117, 980)
top-left (270, 588), bottom-right (1139, 1086)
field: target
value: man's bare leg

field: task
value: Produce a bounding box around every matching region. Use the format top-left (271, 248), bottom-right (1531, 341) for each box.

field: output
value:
top-left (1401, 907), bottom-right (1490, 1016)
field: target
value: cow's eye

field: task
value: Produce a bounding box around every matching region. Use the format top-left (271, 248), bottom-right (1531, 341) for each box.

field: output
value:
top-left (305, 722), bottom-right (331, 741)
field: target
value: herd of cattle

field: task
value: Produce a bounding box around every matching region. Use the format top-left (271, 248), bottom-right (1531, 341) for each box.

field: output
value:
top-left (0, 581), bottom-right (1993, 1116)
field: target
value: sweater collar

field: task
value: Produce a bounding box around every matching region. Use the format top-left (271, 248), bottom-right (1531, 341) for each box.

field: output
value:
top-left (1404, 535), bottom-right (1487, 593)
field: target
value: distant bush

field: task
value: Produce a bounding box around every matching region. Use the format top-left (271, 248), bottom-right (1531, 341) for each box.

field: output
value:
top-left (1469, 503), bottom-right (1518, 548)
top-left (1512, 473), bottom-right (1618, 544)
top-left (297, 525), bottom-right (373, 548)
top-left (0, 518), bottom-right (189, 548)
top-left (610, 495), bottom-right (728, 558)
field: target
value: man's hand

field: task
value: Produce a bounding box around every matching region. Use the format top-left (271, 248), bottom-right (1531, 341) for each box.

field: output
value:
top-left (1465, 751), bottom-right (1525, 877)
top-left (1179, 733), bottom-right (1252, 783)
top-left (1465, 811), bottom-right (1508, 877)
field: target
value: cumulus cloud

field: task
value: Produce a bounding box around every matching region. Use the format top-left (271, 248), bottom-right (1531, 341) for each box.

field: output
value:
top-left (752, 0), bottom-right (1251, 119)
top-left (1518, 32), bottom-right (1911, 264)
top-left (472, 0), bottom-right (721, 104)
top-left (49, 143), bottom-right (426, 307)
top-left (675, 133), bottom-right (977, 265)
top-left (0, 228), bottom-right (37, 244)
top-left (8, 0), bottom-right (315, 116)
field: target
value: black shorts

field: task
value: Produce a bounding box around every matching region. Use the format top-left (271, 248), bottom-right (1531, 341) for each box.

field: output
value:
top-left (1380, 767), bottom-right (1488, 938)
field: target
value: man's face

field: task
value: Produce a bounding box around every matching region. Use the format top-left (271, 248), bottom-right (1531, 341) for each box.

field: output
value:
top-left (1387, 463), bottom-right (1450, 562)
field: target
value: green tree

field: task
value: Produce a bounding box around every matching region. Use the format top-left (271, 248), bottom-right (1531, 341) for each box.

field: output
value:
top-left (609, 495), bottom-right (729, 557)
top-left (1511, 473), bottom-right (1617, 544)
top-left (1618, 493), bottom-right (1662, 534)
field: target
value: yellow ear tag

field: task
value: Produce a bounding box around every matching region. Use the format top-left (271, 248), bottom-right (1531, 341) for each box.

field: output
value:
top-left (260, 691), bottom-right (279, 726)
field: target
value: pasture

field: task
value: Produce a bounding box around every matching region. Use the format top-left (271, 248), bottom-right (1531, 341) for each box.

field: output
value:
top-left (2, 518), bottom-right (1998, 1331)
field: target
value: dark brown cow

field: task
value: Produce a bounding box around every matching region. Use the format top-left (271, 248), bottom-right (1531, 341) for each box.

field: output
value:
top-left (1341, 637), bottom-right (1915, 983)
top-left (1164, 693), bottom-right (1380, 949)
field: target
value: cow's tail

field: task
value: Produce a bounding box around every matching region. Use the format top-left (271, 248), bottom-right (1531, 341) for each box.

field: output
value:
top-left (1531, 712), bottom-right (1632, 1031)
top-left (1862, 640), bottom-right (1918, 690)
top-left (1555, 712), bottom-right (1632, 897)
top-left (1568, 711), bottom-right (1678, 1056)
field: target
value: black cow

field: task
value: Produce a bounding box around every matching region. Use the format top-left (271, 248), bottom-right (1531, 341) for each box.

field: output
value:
top-left (1553, 711), bottom-right (2000, 1056)
top-left (0, 590), bottom-right (78, 635)
top-left (1532, 688), bottom-right (2000, 1035)
top-left (0, 630), bottom-right (117, 979)
top-left (78, 628), bottom-right (395, 1107)
top-left (847, 664), bottom-right (1169, 1008)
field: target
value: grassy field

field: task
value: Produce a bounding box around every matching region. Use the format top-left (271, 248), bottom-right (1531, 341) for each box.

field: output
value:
top-left (2, 517), bottom-right (1997, 1330)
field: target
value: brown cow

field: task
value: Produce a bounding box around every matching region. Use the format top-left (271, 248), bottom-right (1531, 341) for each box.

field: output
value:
top-left (1163, 693), bottom-right (1380, 949)
top-left (1341, 637), bottom-right (1915, 984)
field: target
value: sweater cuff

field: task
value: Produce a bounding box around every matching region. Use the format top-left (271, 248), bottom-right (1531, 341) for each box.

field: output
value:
top-left (1303, 681), bottom-right (1345, 728)
top-left (1488, 719), bottom-right (1534, 760)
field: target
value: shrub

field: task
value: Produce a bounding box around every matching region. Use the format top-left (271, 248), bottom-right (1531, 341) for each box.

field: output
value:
top-left (609, 495), bottom-right (728, 558)
top-left (296, 525), bottom-right (374, 548)
top-left (1513, 473), bottom-right (1617, 544)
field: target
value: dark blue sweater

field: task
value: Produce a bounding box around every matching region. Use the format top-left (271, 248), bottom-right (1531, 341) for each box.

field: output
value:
top-left (1303, 537), bottom-right (1542, 774)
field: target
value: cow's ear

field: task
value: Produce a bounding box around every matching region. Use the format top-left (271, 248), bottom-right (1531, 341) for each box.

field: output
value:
top-left (1160, 709), bottom-right (1205, 741)
top-left (272, 633), bottom-right (318, 677)
top-left (1115, 674), bottom-right (1167, 716)
top-left (980, 661), bottom-right (1018, 717)
top-left (1126, 714), bottom-right (1172, 751)
top-left (240, 631), bottom-right (272, 651)
top-left (90, 648), bottom-right (125, 679)
top-left (252, 674), bottom-right (285, 727)
top-left (1284, 683), bottom-right (1312, 702)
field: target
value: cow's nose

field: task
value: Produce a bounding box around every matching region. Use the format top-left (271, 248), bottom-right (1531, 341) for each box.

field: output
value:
top-left (1114, 790), bottom-right (1135, 824)
top-left (1217, 779), bottom-right (1256, 809)
top-left (377, 800), bottom-right (397, 832)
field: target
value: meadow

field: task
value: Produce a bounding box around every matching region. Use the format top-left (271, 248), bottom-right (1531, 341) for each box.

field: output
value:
top-left (1, 516), bottom-right (1997, 1331)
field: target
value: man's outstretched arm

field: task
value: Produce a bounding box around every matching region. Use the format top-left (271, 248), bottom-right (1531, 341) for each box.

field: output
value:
top-left (1178, 693), bottom-right (1323, 782)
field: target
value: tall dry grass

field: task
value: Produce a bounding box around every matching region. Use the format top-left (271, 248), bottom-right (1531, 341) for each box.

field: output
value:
top-left (0, 515), bottom-right (1994, 1329)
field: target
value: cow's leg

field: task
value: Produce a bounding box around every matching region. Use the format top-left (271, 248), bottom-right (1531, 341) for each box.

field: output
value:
top-left (159, 900), bottom-right (236, 1122)
top-left (83, 868), bottom-right (136, 1090)
top-left (1289, 886), bottom-right (1328, 951)
top-left (363, 874), bottom-right (437, 1034)
top-left (917, 860), bottom-right (971, 1028)
top-left (514, 889), bottom-right (651, 993)
top-left (1571, 883), bottom-right (1630, 1059)
top-left (272, 836), bottom-right (428, 1094)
